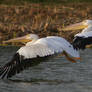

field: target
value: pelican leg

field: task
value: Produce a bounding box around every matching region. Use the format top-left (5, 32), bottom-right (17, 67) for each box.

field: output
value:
top-left (63, 51), bottom-right (77, 63)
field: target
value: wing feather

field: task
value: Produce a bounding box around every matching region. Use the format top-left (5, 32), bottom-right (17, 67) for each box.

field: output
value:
top-left (18, 43), bottom-right (56, 59)
top-left (0, 36), bottom-right (80, 78)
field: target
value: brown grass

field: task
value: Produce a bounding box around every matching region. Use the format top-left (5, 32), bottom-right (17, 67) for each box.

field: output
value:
top-left (0, 3), bottom-right (92, 45)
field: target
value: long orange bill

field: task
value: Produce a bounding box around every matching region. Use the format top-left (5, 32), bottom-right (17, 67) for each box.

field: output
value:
top-left (62, 22), bottom-right (88, 31)
top-left (3, 36), bottom-right (31, 44)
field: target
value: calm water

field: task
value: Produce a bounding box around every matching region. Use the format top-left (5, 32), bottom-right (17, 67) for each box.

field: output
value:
top-left (0, 46), bottom-right (92, 92)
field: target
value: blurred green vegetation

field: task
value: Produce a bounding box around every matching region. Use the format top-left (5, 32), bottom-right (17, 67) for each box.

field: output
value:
top-left (0, 0), bottom-right (92, 5)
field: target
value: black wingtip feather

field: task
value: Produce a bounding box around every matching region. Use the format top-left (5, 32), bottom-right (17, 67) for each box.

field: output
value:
top-left (72, 36), bottom-right (92, 50)
top-left (0, 53), bottom-right (47, 79)
top-left (0, 53), bottom-right (21, 79)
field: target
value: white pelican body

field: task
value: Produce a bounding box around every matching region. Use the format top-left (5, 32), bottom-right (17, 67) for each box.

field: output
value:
top-left (0, 34), bottom-right (80, 78)
top-left (18, 36), bottom-right (79, 59)
top-left (62, 20), bottom-right (92, 49)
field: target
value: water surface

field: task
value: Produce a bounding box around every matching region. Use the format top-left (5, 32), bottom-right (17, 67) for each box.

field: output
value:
top-left (0, 46), bottom-right (92, 92)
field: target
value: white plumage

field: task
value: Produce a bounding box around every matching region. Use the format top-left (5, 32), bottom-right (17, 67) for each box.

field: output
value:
top-left (75, 31), bottom-right (92, 38)
top-left (82, 26), bottom-right (92, 33)
top-left (62, 20), bottom-right (92, 50)
top-left (18, 36), bottom-right (79, 59)
top-left (0, 34), bottom-right (80, 79)
top-left (75, 21), bottom-right (92, 37)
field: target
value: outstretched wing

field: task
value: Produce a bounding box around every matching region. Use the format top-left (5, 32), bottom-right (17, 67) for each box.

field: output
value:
top-left (0, 53), bottom-right (49, 79)
top-left (45, 36), bottom-right (80, 58)
top-left (0, 36), bottom-right (80, 78)
top-left (0, 40), bottom-right (64, 79)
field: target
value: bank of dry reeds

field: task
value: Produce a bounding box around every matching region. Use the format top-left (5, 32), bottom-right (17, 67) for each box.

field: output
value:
top-left (0, 3), bottom-right (92, 45)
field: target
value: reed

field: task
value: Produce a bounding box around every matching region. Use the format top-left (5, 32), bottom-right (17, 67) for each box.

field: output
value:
top-left (0, 2), bottom-right (92, 46)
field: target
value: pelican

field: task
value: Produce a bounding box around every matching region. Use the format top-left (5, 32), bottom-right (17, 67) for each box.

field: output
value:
top-left (0, 34), bottom-right (80, 79)
top-left (62, 20), bottom-right (92, 50)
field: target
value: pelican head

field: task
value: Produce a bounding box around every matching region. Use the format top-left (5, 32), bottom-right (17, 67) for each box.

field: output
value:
top-left (62, 20), bottom-right (92, 31)
top-left (3, 34), bottom-right (39, 44)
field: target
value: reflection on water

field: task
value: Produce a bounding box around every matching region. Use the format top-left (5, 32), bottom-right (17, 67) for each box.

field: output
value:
top-left (0, 47), bottom-right (92, 92)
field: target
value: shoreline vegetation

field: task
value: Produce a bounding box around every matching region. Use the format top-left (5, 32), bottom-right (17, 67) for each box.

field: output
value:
top-left (0, 0), bottom-right (92, 46)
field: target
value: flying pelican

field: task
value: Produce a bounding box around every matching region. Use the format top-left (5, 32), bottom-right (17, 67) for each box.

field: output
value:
top-left (0, 34), bottom-right (80, 79)
top-left (62, 20), bottom-right (92, 50)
